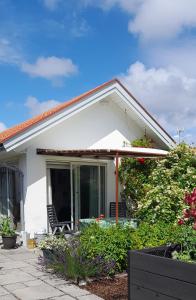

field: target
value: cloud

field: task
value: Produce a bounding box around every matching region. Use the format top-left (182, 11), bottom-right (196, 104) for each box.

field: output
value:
top-left (128, 0), bottom-right (196, 41)
top-left (82, 0), bottom-right (196, 41)
top-left (42, 0), bottom-right (62, 11)
top-left (0, 122), bottom-right (7, 132)
top-left (119, 61), bottom-right (196, 143)
top-left (0, 38), bottom-right (22, 65)
top-left (21, 56), bottom-right (78, 81)
top-left (25, 96), bottom-right (60, 116)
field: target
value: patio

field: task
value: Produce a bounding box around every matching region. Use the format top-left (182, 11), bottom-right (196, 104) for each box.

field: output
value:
top-left (0, 246), bottom-right (103, 300)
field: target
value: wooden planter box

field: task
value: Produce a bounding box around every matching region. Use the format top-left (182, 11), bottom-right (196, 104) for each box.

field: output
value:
top-left (128, 246), bottom-right (196, 300)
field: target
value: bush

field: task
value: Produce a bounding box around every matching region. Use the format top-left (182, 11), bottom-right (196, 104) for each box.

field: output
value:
top-left (130, 222), bottom-right (183, 250)
top-left (39, 235), bottom-right (116, 281)
top-left (137, 144), bottom-right (196, 223)
top-left (80, 223), bottom-right (133, 273)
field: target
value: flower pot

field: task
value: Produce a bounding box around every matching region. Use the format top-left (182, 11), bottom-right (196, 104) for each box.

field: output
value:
top-left (42, 249), bottom-right (55, 263)
top-left (2, 235), bottom-right (17, 249)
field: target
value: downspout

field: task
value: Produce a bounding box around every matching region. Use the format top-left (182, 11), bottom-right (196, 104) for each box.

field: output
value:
top-left (115, 152), bottom-right (119, 224)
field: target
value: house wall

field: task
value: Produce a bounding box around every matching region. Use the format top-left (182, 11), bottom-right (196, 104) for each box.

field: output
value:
top-left (16, 99), bottom-right (147, 236)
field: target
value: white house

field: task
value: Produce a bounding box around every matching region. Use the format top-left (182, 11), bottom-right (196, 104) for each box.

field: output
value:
top-left (0, 79), bottom-right (175, 238)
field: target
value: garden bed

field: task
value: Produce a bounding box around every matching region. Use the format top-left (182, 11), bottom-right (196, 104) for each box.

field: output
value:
top-left (128, 245), bottom-right (196, 300)
top-left (83, 274), bottom-right (128, 300)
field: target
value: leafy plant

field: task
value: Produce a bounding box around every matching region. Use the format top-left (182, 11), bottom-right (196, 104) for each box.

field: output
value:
top-left (130, 221), bottom-right (182, 250)
top-left (137, 144), bottom-right (196, 223)
top-left (173, 189), bottom-right (196, 263)
top-left (0, 217), bottom-right (16, 237)
top-left (131, 136), bottom-right (153, 148)
top-left (119, 156), bottom-right (156, 216)
top-left (80, 223), bottom-right (133, 273)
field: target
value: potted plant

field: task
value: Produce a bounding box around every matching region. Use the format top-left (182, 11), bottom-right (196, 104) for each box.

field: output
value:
top-left (0, 217), bottom-right (17, 249)
top-left (128, 188), bottom-right (196, 300)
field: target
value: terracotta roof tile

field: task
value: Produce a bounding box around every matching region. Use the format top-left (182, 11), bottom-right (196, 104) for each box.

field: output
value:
top-left (0, 79), bottom-right (117, 144)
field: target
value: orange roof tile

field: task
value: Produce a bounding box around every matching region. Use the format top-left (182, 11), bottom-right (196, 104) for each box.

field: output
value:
top-left (0, 78), bottom-right (175, 145)
top-left (0, 79), bottom-right (117, 144)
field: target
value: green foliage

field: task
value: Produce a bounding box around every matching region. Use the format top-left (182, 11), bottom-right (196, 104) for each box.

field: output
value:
top-left (137, 144), bottom-right (196, 223)
top-left (0, 217), bottom-right (16, 237)
top-left (172, 225), bottom-right (196, 263)
top-left (119, 157), bottom-right (156, 216)
top-left (80, 223), bottom-right (133, 272)
top-left (130, 222), bottom-right (183, 250)
top-left (131, 136), bottom-right (153, 148)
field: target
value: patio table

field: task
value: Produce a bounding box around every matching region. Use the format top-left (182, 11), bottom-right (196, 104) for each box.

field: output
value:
top-left (79, 217), bottom-right (138, 230)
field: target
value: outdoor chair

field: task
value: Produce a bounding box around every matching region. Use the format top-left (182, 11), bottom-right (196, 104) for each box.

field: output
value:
top-left (47, 204), bottom-right (72, 235)
top-left (109, 202), bottom-right (127, 218)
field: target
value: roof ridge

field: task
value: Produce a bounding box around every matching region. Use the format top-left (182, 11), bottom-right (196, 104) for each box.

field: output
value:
top-left (0, 78), bottom-right (118, 144)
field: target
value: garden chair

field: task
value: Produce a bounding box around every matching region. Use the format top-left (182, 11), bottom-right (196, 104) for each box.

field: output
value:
top-left (109, 202), bottom-right (127, 218)
top-left (47, 204), bottom-right (72, 235)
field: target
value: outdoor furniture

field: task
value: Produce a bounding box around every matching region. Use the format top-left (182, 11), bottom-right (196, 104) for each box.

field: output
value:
top-left (79, 218), bottom-right (138, 230)
top-left (109, 201), bottom-right (127, 218)
top-left (47, 204), bottom-right (72, 235)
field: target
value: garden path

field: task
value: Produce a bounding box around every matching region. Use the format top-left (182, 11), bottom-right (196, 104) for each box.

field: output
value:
top-left (0, 246), bottom-right (103, 300)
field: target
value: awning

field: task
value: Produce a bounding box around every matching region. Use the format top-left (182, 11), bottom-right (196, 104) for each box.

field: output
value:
top-left (37, 147), bottom-right (168, 225)
top-left (37, 147), bottom-right (168, 158)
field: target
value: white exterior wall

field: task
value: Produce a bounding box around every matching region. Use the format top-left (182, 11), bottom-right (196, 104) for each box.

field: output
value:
top-left (15, 100), bottom-right (147, 235)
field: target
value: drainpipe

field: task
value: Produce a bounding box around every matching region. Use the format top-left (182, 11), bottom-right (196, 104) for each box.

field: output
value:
top-left (115, 152), bottom-right (119, 224)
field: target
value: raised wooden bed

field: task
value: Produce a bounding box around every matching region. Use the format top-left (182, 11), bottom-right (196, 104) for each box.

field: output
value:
top-left (128, 246), bottom-right (196, 300)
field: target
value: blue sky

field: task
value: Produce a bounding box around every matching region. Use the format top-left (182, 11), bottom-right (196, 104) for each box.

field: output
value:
top-left (0, 0), bottom-right (196, 145)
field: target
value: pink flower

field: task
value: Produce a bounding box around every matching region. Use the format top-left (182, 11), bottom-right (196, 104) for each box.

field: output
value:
top-left (178, 219), bottom-right (184, 225)
top-left (183, 209), bottom-right (190, 218)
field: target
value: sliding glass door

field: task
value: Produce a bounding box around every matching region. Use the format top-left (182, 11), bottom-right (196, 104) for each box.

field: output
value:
top-left (48, 163), bottom-right (106, 230)
top-left (72, 164), bottom-right (106, 225)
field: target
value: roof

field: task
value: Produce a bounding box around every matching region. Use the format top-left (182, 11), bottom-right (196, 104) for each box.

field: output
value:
top-left (0, 78), bottom-right (175, 145)
top-left (37, 147), bottom-right (168, 158)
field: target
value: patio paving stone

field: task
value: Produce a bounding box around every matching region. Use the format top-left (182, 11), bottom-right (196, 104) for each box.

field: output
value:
top-left (57, 284), bottom-right (90, 297)
top-left (0, 285), bottom-right (9, 296)
top-left (0, 269), bottom-right (35, 285)
top-left (3, 282), bottom-right (27, 291)
top-left (12, 282), bottom-right (64, 300)
top-left (0, 246), bottom-right (104, 300)
top-left (0, 295), bottom-right (18, 300)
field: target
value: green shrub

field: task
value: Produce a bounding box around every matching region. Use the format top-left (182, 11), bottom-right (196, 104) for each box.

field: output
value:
top-left (137, 144), bottom-right (196, 223)
top-left (80, 223), bottom-right (133, 272)
top-left (130, 222), bottom-right (183, 250)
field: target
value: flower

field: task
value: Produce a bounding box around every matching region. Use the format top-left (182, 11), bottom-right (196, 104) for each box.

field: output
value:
top-left (183, 209), bottom-right (190, 218)
top-left (99, 214), bottom-right (105, 219)
top-left (178, 219), bottom-right (184, 225)
top-left (137, 158), bottom-right (145, 164)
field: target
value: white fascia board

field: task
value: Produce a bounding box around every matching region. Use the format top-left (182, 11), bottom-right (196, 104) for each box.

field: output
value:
top-left (115, 84), bottom-right (175, 148)
top-left (3, 85), bottom-right (117, 152)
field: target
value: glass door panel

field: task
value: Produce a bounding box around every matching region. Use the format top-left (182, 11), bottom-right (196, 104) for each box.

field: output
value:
top-left (80, 166), bottom-right (99, 219)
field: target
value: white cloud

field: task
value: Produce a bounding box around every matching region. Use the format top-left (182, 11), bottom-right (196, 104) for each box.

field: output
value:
top-left (82, 0), bottom-right (196, 41)
top-left (128, 0), bottom-right (196, 41)
top-left (21, 56), bottom-right (78, 81)
top-left (25, 96), bottom-right (60, 116)
top-left (0, 122), bottom-right (7, 132)
top-left (0, 38), bottom-right (22, 65)
top-left (119, 61), bottom-right (196, 143)
top-left (42, 0), bottom-right (62, 11)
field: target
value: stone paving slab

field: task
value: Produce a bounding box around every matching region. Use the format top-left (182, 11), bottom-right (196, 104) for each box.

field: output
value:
top-left (3, 282), bottom-right (27, 291)
top-left (57, 284), bottom-right (90, 298)
top-left (0, 246), bottom-right (104, 300)
top-left (0, 285), bottom-right (9, 296)
top-left (0, 295), bottom-right (18, 300)
top-left (0, 269), bottom-right (35, 285)
top-left (13, 282), bottom-right (64, 300)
